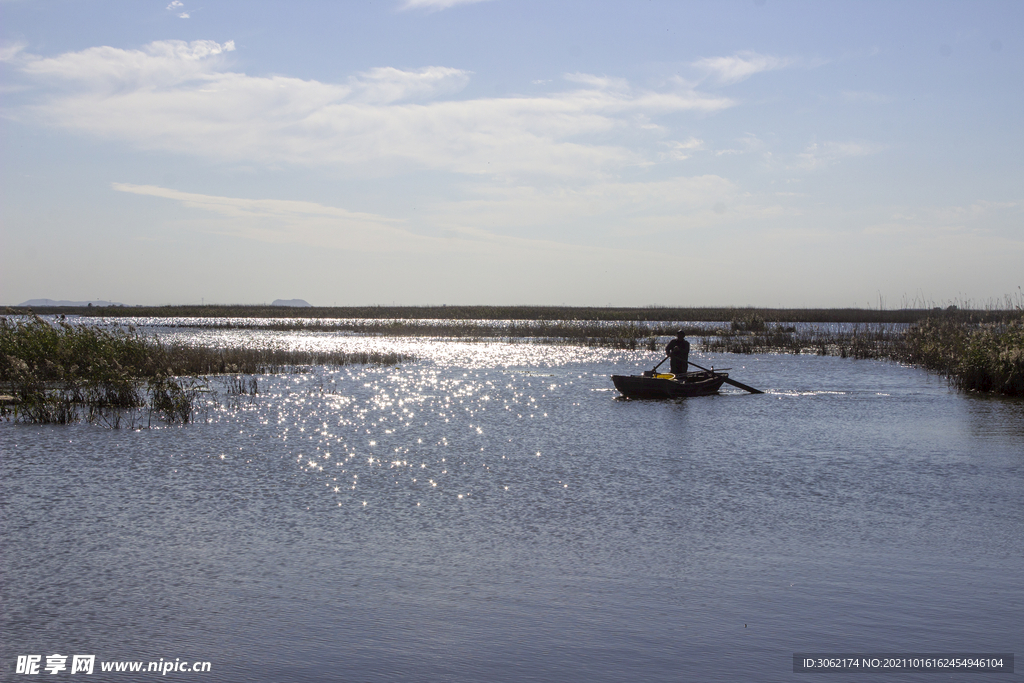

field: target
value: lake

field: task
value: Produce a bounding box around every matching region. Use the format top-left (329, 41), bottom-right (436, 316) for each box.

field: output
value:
top-left (2, 328), bottom-right (1021, 682)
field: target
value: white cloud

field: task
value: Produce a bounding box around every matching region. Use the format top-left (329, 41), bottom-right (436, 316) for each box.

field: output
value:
top-left (8, 40), bottom-right (734, 180)
top-left (18, 39), bottom-right (235, 88)
top-left (691, 51), bottom-right (794, 85)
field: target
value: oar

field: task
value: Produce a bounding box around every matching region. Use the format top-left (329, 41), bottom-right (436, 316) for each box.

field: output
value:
top-left (688, 360), bottom-right (763, 394)
top-left (641, 356), bottom-right (670, 377)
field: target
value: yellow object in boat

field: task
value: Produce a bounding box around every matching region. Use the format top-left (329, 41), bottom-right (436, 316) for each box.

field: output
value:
top-left (654, 373), bottom-right (675, 380)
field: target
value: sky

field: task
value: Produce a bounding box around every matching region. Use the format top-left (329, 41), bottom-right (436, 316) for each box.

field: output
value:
top-left (1, 0), bottom-right (1021, 308)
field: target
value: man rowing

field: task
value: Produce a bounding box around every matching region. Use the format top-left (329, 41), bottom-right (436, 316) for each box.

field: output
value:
top-left (665, 330), bottom-right (690, 376)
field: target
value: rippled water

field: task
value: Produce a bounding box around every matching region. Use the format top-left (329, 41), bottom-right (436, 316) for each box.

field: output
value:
top-left (91, 315), bottom-right (734, 330)
top-left (2, 332), bottom-right (1021, 682)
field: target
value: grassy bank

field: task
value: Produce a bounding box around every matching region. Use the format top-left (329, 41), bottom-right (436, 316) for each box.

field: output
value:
top-left (0, 316), bottom-right (412, 425)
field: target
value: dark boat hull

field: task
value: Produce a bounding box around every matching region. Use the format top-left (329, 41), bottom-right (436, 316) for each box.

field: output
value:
top-left (611, 372), bottom-right (727, 399)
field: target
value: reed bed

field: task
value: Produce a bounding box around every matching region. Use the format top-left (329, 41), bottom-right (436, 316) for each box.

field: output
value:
top-left (149, 318), bottom-right (709, 349)
top-left (19, 303), bottom-right (1024, 325)
top-left (0, 316), bottom-right (412, 426)
top-left (702, 311), bottom-right (1024, 397)
top-left (6, 305), bottom-right (1021, 403)
top-left (164, 345), bottom-right (410, 375)
top-left (894, 315), bottom-right (1024, 396)
top-left (702, 322), bottom-right (905, 360)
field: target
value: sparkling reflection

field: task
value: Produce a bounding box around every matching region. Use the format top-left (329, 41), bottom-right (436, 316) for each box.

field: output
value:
top-left (4, 327), bottom-right (1021, 683)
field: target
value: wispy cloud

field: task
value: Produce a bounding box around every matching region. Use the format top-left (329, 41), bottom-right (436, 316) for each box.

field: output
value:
top-left (427, 174), bottom-right (739, 238)
top-left (793, 141), bottom-right (885, 170)
top-left (398, 0), bottom-right (493, 11)
top-left (111, 182), bottom-right (643, 257)
top-left (8, 40), bottom-right (735, 180)
top-left (0, 42), bottom-right (27, 62)
top-left (166, 0), bottom-right (189, 19)
top-left (660, 138), bottom-right (704, 161)
top-left (714, 133), bottom-right (763, 156)
top-left (691, 51), bottom-right (794, 85)
top-left (864, 201), bottom-right (1022, 238)
top-left (349, 66), bottom-right (471, 103)
top-left (113, 183), bottom-right (437, 254)
top-left (563, 72), bottom-right (630, 91)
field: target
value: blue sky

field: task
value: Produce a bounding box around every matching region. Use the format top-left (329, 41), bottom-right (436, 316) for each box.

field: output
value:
top-left (2, 0), bottom-right (1021, 307)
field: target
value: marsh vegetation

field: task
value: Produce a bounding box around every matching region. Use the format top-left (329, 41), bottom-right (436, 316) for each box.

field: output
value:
top-left (143, 317), bottom-right (712, 350)
top-left (5, 296), bottom-right (1021, 424)
top-left (704, 310), bottom-right (1024, 397)
top-left (17, 302), bottom-right (1023, 325)
top-left (0, 316), bottom-right (411, 426)
top-left (895, 314), bottom-right (1024, 395)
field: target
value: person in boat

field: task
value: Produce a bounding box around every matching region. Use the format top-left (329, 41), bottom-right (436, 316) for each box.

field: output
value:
top-left (665, 330), bottom-right (690, 376)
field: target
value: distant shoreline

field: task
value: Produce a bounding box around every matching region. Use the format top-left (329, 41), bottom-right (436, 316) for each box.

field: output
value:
top-left (4, 303), bottom-right (1018, 325)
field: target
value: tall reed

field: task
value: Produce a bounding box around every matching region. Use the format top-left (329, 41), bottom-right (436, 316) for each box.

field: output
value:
top-left (0, 316), bottom-right (413, 425)
top-left (700, 311), bottom-right (1024, 397)
top-left (701, 324), bottom-right (904, 360)
top-left (20, 303), bottom-right (1024, 325)
top-left (895, 315), bottom-right (1024, 395)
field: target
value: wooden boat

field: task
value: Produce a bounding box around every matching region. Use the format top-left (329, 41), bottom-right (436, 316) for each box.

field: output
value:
top-left (611, 370), bottom-right (727, 399)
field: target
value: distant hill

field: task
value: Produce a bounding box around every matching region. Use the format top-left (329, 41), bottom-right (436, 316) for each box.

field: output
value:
top-left (271, 299), bottom-right (312, 307)
top-left (17, 299), bottom-right (127, 307)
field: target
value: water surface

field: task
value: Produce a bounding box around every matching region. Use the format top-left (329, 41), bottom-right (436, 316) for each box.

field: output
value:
top-left (2, 334), bottom-right (1021, 681)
